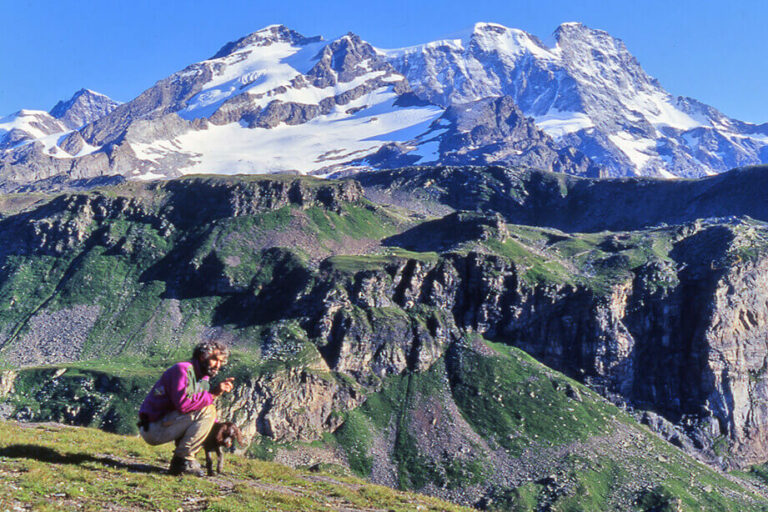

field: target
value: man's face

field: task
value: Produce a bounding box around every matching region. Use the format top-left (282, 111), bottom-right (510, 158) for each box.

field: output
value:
top-left (200, 350), bottom-right (227, 378)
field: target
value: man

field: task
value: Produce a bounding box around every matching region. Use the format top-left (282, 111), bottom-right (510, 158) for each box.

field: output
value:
top-left (138, 340), bottom-right (235, 476)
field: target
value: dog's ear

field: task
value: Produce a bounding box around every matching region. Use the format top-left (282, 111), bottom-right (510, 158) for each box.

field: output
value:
top-left (215, 422), bottom-right (229, 445)
top-left (233, 425), bottom-right (245, 446)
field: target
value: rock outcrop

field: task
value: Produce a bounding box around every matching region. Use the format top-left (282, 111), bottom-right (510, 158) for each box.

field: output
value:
top-left (436, 97), bottom-right (600, 176)
top-left (0, 371), bottom-right (16, 398)
top-left (223, 365), bottom-right (364, 444)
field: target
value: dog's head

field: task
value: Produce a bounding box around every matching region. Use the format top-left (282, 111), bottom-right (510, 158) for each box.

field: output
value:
top-left (216, 421), bottom-right (245, 449)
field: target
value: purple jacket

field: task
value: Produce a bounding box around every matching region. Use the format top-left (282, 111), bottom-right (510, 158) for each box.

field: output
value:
top-left (139, 360), bottom-right (214, 422)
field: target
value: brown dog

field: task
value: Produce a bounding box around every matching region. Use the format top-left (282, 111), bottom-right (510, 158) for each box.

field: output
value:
top-left (203, 421), bottom-right (244, 476)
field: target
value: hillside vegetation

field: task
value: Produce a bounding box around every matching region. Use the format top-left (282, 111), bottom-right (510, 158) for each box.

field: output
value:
top-left (3, 166), bottom-right (768, 509)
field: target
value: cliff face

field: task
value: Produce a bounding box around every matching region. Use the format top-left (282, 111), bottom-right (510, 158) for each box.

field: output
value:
top-left (327, 236), bottom-right (768, 467)
top-left (700, 256), bottom-right (768, 463)
top-left (209, 219), bottom-right (768, 468)
top-left (225, 365), bottom-right (364, 443)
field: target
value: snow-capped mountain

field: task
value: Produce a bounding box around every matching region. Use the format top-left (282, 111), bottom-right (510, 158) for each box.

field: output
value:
top-left (0, 89), bottom-right (119, 153)
top-left (0, 25), bottom-right (590, 190)
top-left (1, 22), bottom-right (766, 190)
top-left (386, 22), bottom-right (768, 177)
top-left (0, 110), bottom-right (67, 151)
top-left (2, 26), bottom-right (446, 185)
top-left (0, 89), bottom-right (118, 186)
top-left (156, 27), bottom-right (445, 176)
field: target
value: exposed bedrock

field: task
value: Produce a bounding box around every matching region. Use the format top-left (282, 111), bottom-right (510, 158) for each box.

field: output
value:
top-left (245, 238), bottom-right (768, 468)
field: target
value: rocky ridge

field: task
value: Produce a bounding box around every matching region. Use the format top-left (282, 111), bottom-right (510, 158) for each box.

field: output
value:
top-left (386, 22), bottom-right (768, 178)
top-left (359, 96), bottom-right (600, 177)
top-left (354, 164), bottom-right (768, 232)
top-left (14, 20), bottom-right (768, 188)
top-left (0, 26), bottom-right (455, 189)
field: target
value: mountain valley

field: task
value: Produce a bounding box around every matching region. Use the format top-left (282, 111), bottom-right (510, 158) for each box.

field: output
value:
top-left (2, 165), bottom-right (768, 509)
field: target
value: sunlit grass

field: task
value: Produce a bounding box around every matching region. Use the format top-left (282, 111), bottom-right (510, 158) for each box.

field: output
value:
top-left (0, 421), bottom-right (472, 511)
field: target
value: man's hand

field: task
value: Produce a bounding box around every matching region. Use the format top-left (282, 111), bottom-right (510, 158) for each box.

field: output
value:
top-left (212, 377), bottom-right (235, 398)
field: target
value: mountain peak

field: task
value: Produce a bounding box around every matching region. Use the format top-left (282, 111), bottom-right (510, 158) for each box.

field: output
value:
top-left (470, 22), bottom-right (534, 41)
top-left (468, 21), bottom-right (550, 57)
top-left (211, 25), bottom-right (323, 59)
top-left (303, 31), bottom-right (401, 90)
top-left (554, 21), bottom-right (622, 49)
top-left (556, 21), bottom-right (587, 30)
top-left (49, 88), bottom-right (119, 129)
top-left (74, 88), bottom-right (112, 99)
top-left (472, 21), bottom-right (512, 33)
top-left (70, 88), bottom-right (93, 98)
top-left (11, 108), bottom-right (48, 117)
top-left (554, 21), bottom-right (596, 34)
top-left (54, 88), bottom-right (112, 107)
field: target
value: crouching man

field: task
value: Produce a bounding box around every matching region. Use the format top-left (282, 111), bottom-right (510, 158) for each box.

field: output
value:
top-left (138, 340), bottom-right (235, 476)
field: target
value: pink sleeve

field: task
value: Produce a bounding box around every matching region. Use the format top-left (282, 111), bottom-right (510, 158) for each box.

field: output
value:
top-left (167, 364), bottom-right (214, 414)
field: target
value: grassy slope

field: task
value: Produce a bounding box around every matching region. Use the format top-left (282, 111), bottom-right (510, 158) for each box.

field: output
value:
top-left (317, 338), bottom-right (768, 511)
top-left (6, 341), bottom-right (767, 511)
top-left (4, 176), bottom-right (768, 510)
top-left (0, 421), bottom-right (471, 512)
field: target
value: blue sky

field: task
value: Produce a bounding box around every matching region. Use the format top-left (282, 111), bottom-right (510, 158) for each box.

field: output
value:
top-left (1, 0), bottom-right (765, 123)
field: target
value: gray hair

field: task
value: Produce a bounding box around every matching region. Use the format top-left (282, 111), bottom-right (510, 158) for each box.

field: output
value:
top-left (192, 339), bottom-right (230, 363)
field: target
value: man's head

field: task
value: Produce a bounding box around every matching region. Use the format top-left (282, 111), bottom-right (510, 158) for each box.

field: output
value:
top-left (192, 340), bottom-right (230, 378)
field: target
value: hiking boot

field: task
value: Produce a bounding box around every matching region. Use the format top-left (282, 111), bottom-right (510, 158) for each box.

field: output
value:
top-left (168, 455), bottom-right (205, 477)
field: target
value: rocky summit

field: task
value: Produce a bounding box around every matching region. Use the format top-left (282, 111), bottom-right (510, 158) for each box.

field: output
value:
top-left (387, 22), bottom-right (768, 178)
top-left (2, 22), bottom-right (767, 191)
top-left (3, 166), bottom-right (768, 510)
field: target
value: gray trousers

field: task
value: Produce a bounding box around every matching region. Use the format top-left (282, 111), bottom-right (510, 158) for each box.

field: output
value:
top-left (139, 404), bottom-right (216, 461)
